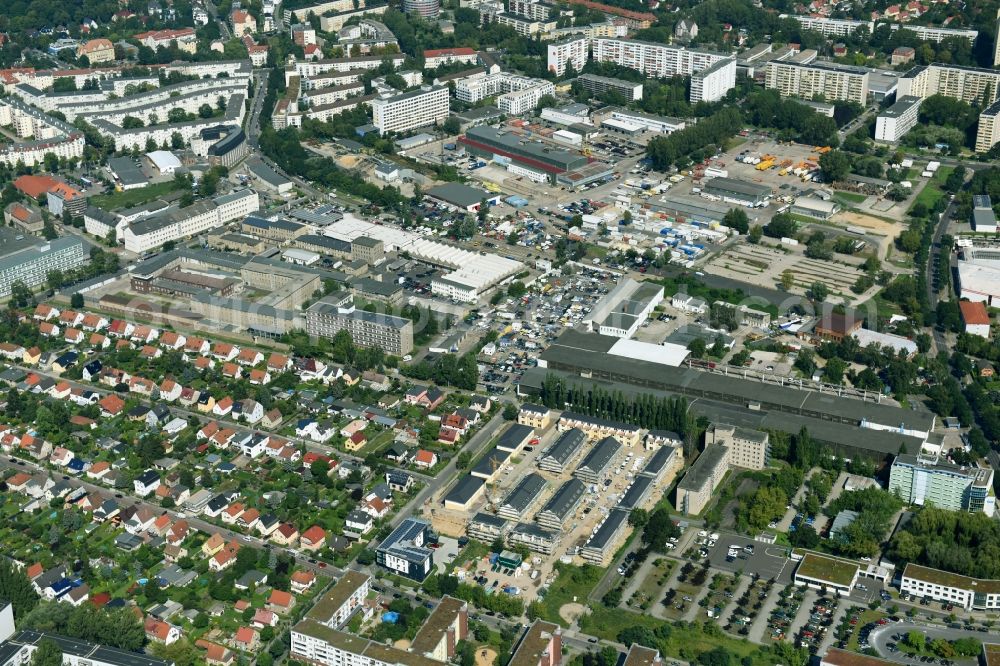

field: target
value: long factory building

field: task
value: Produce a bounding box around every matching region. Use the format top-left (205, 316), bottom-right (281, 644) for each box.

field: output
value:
top-left (518, 329), bottom-right (934, 461)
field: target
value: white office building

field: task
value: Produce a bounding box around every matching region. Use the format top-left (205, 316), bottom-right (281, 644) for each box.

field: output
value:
top-left (897, 24), bottom-right (977, 44)
top-left (547, 37), bottom-right (588, 77)
top-left (875, 95), bottom-right (922, 143)
top-left (372, 86), bottom-right (449, 135)
top-left (690, 56), bottom-right (736, 103)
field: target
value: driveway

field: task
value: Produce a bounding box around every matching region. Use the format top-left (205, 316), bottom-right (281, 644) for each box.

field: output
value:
top-left (868, 622), bottom-right (989, 665)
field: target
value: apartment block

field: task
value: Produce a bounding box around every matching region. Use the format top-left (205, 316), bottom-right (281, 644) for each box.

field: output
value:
top-left (547, 37), bottom-right (588, 77)
top-left (898, 24), bottom-right (977, 44)
top-left (508, 621), bottom-right (561, 666)
top-left (508, 0), bottom-right (554, 20)
top-left (977, 98), bottom-right (1000, 153)
top-left (593, 38), bottom-right (730, 79)
top-left (305, 300), bottom-right (414, 356)
top-left (787, 15), bottom-right (874, 36)
top-left (489, 13), bottom-right (557, 35)
top-left (575, 73), bottom-right (643, 101)
top-left (455, 73), bottom-right (555, 115)
top-left (875, 95), bottom-right (922, 143)
top-left (0, 237), bottom-right (87, 299)
top-left (897, 63), bottom-right (1000, 106)
top-left (765, 60), bottom-right (869, 104)
top-left (889, 454), bottom-right (995, 515)
top-left (690, 56), bottom-right (736, 103)
top-left (372, 86), bottom-right (449, 135)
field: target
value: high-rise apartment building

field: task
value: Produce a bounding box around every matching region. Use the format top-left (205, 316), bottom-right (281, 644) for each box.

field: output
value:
top-left (371, 85), bottom-right (449, 135)
top-left (592, 38), bottom-right (730, 79)
top-left (546, 37), bottom-right (588, 76)
top-left (764, 60), bottom-right (869, 104)
top-left (690, 56), bottom-right (736, 103)
top-left (889, 454), bottom-right (995, 515)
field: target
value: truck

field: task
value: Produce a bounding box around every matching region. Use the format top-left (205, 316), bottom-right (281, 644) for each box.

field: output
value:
top-left (756, 159), bottom-right (774, 171)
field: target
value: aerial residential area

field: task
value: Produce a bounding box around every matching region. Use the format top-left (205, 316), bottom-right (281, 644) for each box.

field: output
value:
top-left (3, 1), bottom-right (1000, 666)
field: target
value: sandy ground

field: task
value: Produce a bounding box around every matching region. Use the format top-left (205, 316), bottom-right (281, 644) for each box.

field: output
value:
top-left (475, 648), bottom-right (498, 666)
top-left (394, 639), bottom-right (411, 650)
top-left (337, 154), bottom-right (363, 168)
top-left (559, 602), bottom-right (588, 625)
top-left (831, 211), bottom-right (900, 258)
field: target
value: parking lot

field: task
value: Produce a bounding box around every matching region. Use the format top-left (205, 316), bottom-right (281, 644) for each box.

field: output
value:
top-left (704, 536), bottom-right (795, 584)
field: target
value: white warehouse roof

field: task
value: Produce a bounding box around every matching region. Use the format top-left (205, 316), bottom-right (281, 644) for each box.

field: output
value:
top-left (146, 150), bottom-right (182, 172)
top-left (322, 217), bottom-right (523, 294)
top-left (608, 338), bottom-right (689, 367)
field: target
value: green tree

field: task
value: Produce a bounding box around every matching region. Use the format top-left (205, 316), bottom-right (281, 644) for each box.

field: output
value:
top-left (0, 562), bottom-right (39, 620)
top-left (31, 639), bottom-right (62, 666)
top-left (819, 150), bottom-right (851, 183)
top-left (780, 269), bottom-right (795, 291)
top-left (748, 225), bottom-right (763, 244)
top-left (70, 292), bottom-right (84, 308)
top-left (809, 281), bottom-right (829, 302)
top-left (722, 208), bottom-right (749, 234)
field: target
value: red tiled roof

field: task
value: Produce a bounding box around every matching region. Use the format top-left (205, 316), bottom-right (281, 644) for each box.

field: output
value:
top-left (960, 300), bottom-right (989, 325)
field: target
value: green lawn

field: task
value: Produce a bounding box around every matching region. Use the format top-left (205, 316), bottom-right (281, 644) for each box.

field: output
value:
top-left (580, 605), bottom-right (763, 661)
top-left (89, 180), bottom-right (184, 211)
top-left (532, 563), bottom-right (604, 626)
top-left (834, 191), bottom-right (867, 204)
top-left (910, 167), bottom-right (954, 215)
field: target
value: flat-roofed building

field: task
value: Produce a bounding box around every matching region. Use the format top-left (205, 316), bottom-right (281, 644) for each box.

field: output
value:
top-left (0, 237), bottom-right (87, 299)
top-left (703, 177), bottom-right (772, 207)
top-left (593, 38), bottom-right (730, 79)
top-left (791, 196), bottom-right (840, 220)
top-left (409, 597), bottom-right (468, 662)
top-left (793, 552), bottom-right (861, 596)
top-left (889, 454), bottom-right (995, 515)
top-left (676, 444), bottom-right (729, 516)
top-left (622, 645), bottom-right (663, 666)
top-left (875, 95), bottom-right (922, 143)
top-left (899, 563), bottom-right (1000, 611)
top-left (376, 518), bottom-right (434, 580)
top-left (820, 648), bottom-right (895, 666)
top-left (977, 98), bottom-right (1000, 154)
top-left (372, 86), bottom-right (449, 136)
top-left (546, 37), bottom-right (588, 77)
top-left (690, 57), bottom-right (736, 103)
top-left (898, 24), bottom-right (977, 44)
top-left (583, 278), bottom-right (663, 339)
top-left (765, 60), bottom-right (869, 105)
top-left (897, 63), bottom-right (1000, 107)
top-left (787, 15), bottom-right (873, 36)
top-left (508, 621), bottom-right (561, 666)
top-left (575, 73), bottom-right (643, 101)
top-left (305, 300), bottom-right (414, 355)
top-left (535, 478), bottom-right (586, 530)
top-left (497, 473), bottom-right (548, 521)
top-left (304, 569), bottom-right (371, 627)
top-left (707, 424), bottom-right (769, 470)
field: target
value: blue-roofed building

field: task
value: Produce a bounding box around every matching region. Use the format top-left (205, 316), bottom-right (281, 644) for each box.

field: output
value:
top-left (376, 518), bottom-right (434, 580)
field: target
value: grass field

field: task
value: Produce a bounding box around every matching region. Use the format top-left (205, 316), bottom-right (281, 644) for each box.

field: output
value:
top-left (833, 191), bottom-right (867, 204)
top-left (580, 605), bottom-right (765, 662)
top-left (910, 167), bottom-right (954, 215)
top-left (89, 180), bottom-right (183, 210)
top-left (532, 563), bottom-right (603, 626)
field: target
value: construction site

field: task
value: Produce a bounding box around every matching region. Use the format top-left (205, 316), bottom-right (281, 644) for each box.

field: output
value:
top-left (423, 412), bottom-right (685, 604)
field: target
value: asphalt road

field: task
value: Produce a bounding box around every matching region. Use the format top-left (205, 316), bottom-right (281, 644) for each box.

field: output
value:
top-left (868, 621), bottom-right (990, 664)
